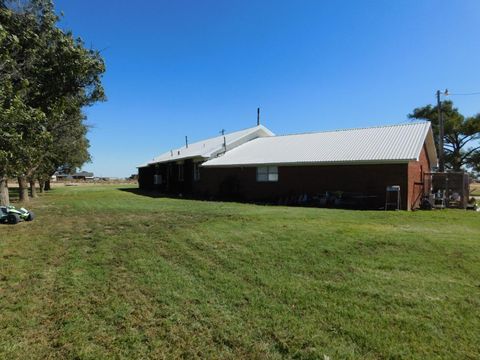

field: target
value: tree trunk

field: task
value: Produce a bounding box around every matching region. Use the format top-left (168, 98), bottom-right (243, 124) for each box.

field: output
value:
top-left (39, 180), bottom-right (45, 193)
top-left (18, 176), bottom-right (29, 203)
top-left (0, 177), bottom-right (9, 206)
top-left (45, 179), bottom-right (51, 191)
top-left (30, 180), bottom-right (38, 198)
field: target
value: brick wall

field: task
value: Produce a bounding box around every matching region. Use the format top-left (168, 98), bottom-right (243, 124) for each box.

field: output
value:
top-left (194, 163), bottom-right (410, 209)
top-left (139, 147), bottom-right (434, 210)
top-left (138, 166), bottom-right (155, 189)
top-left (407, 146), bottom-right (431, 209)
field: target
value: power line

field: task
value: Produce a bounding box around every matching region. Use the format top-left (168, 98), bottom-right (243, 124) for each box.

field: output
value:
top-left (447, 91), bottom-right (480, 96)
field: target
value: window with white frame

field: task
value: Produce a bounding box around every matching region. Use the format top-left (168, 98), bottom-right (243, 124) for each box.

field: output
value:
top-left (178, 164), bottom-right (184, 181)
top-left (193, 162), bottom-right (201, 181)
top-left (256, 166), bottom-right (278, 182)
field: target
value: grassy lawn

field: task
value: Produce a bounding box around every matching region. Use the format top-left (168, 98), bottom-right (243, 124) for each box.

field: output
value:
top-left (1, 185), bottom-right (479, 359)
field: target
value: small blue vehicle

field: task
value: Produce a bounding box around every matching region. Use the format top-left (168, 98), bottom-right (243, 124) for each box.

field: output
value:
top-left (0, 206), bottom-right (35, 225)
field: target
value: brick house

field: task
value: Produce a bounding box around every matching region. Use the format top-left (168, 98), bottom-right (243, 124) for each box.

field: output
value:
top-left (138, 122), bottom-right (437, 210)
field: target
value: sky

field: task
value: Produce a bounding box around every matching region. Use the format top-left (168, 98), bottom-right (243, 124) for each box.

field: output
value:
top-left (55, 0), bottom-right (480, 178)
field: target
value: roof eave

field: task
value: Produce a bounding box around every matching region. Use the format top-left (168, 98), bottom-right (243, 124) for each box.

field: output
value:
top-left (148, 155), bottom-right (208, 166)
top-left (202, 159), bottom-right (415, 168)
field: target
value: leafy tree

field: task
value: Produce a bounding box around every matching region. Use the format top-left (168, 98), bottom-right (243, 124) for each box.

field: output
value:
top-left (0, 0), bottom-right (105, 203)
top-left (0, 91), bottom-right (49, 203)
top-left (0, 9), bottom-right (49, 204)
top-left (409, 100), bottom-right (480, 172)
top-left (0, 19), bottom-right (14, 205)
top-left (0, 1), bottom-right (52, 201)
top-left (0, 94), bottom-right (21, 205)
top-left (35, 107), bottom-right (92, 192)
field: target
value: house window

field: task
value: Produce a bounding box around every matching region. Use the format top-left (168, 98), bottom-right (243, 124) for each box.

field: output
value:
top-left (154, 174), bottom-right (162, 185)
top-left (194, 162), bottom-right (201, 181)
top-left (178, 164), bottom-right (184, 181)
top-left (256, 166), bottom-right (278, 182)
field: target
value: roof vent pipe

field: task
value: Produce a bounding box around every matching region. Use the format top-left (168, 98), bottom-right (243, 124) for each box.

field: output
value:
top-left (220, 129), bottom-right (226, 149)
top-left (257, 107), bottom-right (260, 126)
top-left (185, 136), bottom-right (188, 148)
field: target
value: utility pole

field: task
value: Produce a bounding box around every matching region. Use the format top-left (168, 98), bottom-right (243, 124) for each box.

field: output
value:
top-left (436, 90), bottom-right (445, 172)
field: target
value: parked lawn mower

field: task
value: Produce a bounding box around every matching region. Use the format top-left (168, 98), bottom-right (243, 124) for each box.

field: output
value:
top-left (0, 206), bottom-right (35, 225)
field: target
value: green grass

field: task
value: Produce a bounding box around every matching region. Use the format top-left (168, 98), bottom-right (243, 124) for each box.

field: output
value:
top-left (1, 185), bottom-right (479, 359)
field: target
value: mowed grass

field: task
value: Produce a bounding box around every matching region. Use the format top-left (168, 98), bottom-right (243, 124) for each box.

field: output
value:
top-left (1, 185), bottom-right (479, 359)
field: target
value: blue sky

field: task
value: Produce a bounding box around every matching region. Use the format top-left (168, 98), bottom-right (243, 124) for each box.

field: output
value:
top-left (56, 0), bottom-right (480, 177)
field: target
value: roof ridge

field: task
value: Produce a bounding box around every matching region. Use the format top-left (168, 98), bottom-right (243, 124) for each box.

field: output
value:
top-left (202, 120), bottom-right (436, 168)
top-left (145, 124), bottom-right (272, 165)
top-left (169, 124), bottom-right (264, 150)
top-left (267, 121), bottom-right (430, 138)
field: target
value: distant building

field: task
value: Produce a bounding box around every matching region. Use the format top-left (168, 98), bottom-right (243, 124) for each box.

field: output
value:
top-left (52, 171), bottom-right (94, 181)
top-left (138, 122), bottom-right (437, 210)
top-left (72, 171), bottom-right (94, 180)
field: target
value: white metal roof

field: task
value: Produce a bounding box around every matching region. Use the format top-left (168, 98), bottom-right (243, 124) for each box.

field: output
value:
top-left (202, 122), bottom-right (437, 167)
top-left (138, 125), bottom-right (274, 167)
